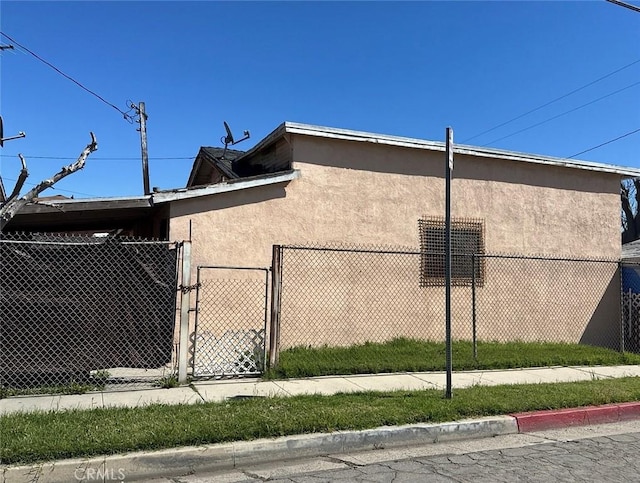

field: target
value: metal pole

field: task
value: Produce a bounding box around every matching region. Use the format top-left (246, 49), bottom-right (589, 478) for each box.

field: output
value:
top-left (269, 245), bottom-right (283, 368)
top-left (472, 254), bottom-right (477, 361)
top-left (138, 102), bottom-right (151, 195)
top-left (445, 127), bottom-right (454, 399)
top-left (628, 288), bottom-right (632, 349)
top-left (619, 262), bottom-right (625, 354)
top-left (263, 268), bottom-right (270, 372)
top-left (178, 241), bottom-right (192, 384)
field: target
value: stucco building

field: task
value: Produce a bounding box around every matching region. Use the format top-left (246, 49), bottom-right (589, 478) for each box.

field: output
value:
top-left (7, 122), bottom-right (640, 351)
top-left (171, 122), bottom-right (633, 266)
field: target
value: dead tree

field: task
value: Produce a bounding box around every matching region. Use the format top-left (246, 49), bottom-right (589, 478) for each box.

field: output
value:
top-left (622, 178), bottom-right (640, 244)
top-left (0, 132), bottom-right (97, 231)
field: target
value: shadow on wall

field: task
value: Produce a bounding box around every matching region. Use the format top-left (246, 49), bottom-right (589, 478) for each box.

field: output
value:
top-left (580, 270), bottom-right (622, 350)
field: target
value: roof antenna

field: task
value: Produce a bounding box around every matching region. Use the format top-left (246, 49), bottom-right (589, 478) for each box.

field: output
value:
top-left (221, 121), bottom-right (250, 159)
top-left (0, 116), bottom-right (26, 147)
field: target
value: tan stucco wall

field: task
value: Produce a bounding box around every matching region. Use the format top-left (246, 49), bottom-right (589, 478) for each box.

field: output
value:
top-left (170, 135), bottom-right (623, 350)
top-left (171, 135), bottom-right (621, 266)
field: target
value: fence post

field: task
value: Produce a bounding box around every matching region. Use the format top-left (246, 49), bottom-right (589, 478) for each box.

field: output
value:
top-left (627, 288), bottom-right (632, 351)
top-left (269, 245), bottom-right (283, 368)
top-left (619, 262), bottom-right (625, 354)
top-left (472, 254), bottom-right (477, 360)
top-left (178, 241), bottom-right (192, 384)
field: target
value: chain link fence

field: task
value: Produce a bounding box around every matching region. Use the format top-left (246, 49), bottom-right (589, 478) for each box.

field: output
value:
top-left (622, 262), bottom-right (640, 353)
top-left (191, 267), bottom-right (269, 378)
top-left (0, 232), bottom-right (180, 395)
top-left (278, 245), bottom-right (448, 348)
top-left (475, 254), bottom-right (622, 350)
top-left (273, 245), bottom-right (627, 371)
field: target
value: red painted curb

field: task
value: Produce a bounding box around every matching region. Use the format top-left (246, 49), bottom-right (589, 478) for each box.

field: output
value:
top-left (618, 402), bottom-right (640, 421)
top-left (511, 402), bottom-right (640, 432)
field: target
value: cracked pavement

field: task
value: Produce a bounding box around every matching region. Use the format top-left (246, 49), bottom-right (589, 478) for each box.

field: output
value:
top-left (155, 421), bottom-right (640, 483)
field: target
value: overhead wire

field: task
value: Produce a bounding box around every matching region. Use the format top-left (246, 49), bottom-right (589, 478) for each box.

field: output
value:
top-left (0, 176), bottom-right (98, 197)
top-left (567, 127), bottom-right (640, 159)
top-left (0, 31), bottom-right (133, 122)
top-left (480, 80), bottom-right (640, 147)
top-left (0, 155), bottom-right (194, 160)
top-left (461, 58), bottom-right (640, 143)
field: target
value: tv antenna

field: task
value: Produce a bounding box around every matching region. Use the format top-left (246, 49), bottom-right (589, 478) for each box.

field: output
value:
top-left (0, 116), bottom-right (26, 147)
top-left (221, 121), bottom-right (250, 159)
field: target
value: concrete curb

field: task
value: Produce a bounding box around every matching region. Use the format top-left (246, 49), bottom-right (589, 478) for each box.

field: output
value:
top-left (511, 401), bottom-right (640, 432)
top-left (4, 403), bottom-right (640, 483)
top-left (1, 416), bottom-right (518, 483)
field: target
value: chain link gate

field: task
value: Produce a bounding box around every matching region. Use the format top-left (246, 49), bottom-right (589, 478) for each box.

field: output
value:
top-left (622, 262), bottom-right (640, 353)
top-left (0, 233), bottom-right (180, 393)
top-left (191, 266), bottom-right (269, 378)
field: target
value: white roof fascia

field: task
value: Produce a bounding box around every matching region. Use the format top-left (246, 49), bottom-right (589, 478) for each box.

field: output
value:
top-left (152, 170), bottom-right (300, 203)
top-left (33, 194), bottom-right (152, 205)
top-left (282, 122), bottom-right (640, 178)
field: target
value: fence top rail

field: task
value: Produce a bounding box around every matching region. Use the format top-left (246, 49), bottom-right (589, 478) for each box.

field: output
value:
top-left (279, 245), bottom-right (620, 264)
top-left (198, 265), bottom-right (270, 272)
top-left (279, 245), bottom-right (421, 256)
top-left (0, 238), bottom-right (178, 247)
top-left (477, 253), bottom-right (620, 264)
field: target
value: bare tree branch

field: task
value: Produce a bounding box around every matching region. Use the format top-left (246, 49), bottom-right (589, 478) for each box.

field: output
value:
top-left (0, 176), bottom-right (6, 203)
top-left (0, 132), bottom-right (97, 231)
top-left (6, 154), bottom-right (29, 204)
top-left (622, 178), bottom-right (640, 244)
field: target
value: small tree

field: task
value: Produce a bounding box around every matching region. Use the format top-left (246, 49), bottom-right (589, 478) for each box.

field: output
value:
top-left (0, 132), bottom-right (97, 231)
top-left (622, 178), bottom-right (640, 244)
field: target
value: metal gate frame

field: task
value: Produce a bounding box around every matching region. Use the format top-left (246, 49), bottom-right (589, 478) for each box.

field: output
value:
top-left (622, 262), bottom-right (640, 353)
top-left (192, 266), bottom-right (270, 378)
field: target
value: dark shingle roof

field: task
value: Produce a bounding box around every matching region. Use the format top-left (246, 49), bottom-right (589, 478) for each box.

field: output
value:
top-left (186, 147), bottom-right (245, 187)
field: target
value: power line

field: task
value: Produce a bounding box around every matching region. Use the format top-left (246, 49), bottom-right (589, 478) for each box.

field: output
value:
top-left (0, 176), bottom-right (97, 197)
top-left (606, 0), bottom-right (640, 13)
top-left (0, 155), bottom-right (194, 160)
top-left (480, 80), bottom-right (640, 147)
top-left (567, 127), bottom-right (640, 159)
top-left (462, 58), bottom-right (640, 143)
top-left (0, 31), bottom-right (133, 122)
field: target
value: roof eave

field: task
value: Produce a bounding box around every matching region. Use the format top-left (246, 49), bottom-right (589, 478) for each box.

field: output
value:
top-left (281, 122), bottom-right (640, 178)
top-left (153, 170), bottom-right (300, 203)
top-left (19, 195), bottom-right (153, 214)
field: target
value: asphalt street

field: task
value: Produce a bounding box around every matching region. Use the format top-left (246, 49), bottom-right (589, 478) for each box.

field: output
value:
top-left (157, 420), bottom-right (640, 483)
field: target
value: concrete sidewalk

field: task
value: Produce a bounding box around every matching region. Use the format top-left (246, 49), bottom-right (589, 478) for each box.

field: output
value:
top-left (2, 364), bottom-right (640, 415)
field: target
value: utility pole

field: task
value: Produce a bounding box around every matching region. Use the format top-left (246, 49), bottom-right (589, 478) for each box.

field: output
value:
top-left (134, 102), bottom-right (151, 195)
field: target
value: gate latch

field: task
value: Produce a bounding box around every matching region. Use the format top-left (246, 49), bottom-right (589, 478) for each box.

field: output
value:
top-left (179, 283), bottom-right (200, 294)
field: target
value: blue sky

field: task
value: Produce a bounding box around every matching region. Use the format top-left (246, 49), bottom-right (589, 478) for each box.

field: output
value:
top-left (0, 1), bottom-right (639, 199)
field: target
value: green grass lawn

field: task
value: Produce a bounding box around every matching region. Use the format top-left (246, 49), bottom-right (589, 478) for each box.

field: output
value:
top-left (2, 377), bottom-right (640, 466)
top-left (267, 339), bottom-right (640, 379)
